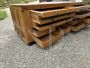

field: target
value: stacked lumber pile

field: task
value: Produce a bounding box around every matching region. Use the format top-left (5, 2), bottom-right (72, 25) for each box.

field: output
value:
top-left (10, 2), bottom-right (90, 48)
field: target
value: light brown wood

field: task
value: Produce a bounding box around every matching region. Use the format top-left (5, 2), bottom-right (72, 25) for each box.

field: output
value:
top-left (33, 31), bottom-right (62, 48)
top-left (30, 7), bottom-right (75, 18)
top-left (30, 5), bottom-right (90, 18)
top-left (68, 19), bottom-right (82, 25)
top-left (10, 2), bottom-right (90, 48)
top-left (59, 24), bottom-right (72, 34)
top-left (83, 17), bottom-right (90, 25)
top-left (33, 28), bottom-right (55, 38)
top-left (10, 6), bottom-right (34, 44)
top-left (32, 18), bottom-right (72, 31)
top-left (75, 12), bottom-right (90, 18)
top-left (11, 2), bottom-right (85, 10)
top-left (31, 13), bottom-right (74, 25)
top-left (72, 23), bottom-right (86, 31)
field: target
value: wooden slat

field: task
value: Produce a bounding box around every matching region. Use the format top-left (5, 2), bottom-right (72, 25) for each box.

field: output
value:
top-left (68, 19), bottom-right (82, 25)
top-left (33, 28), bottom-right (55, 38)
top-left (84, 17), bottom-right (90, 25)
top-left (30, 7), bottom-right (75, 18)
top-left (30, 5), bottom-right (90, 18)
top-left (33, 31), bottom-right (62, 48)
top-left (72, 23), bottom-right (86, 31)
top-left (59, 24), bottom-right (72, 34)
top-left (31, 13), bottom-right (74, 25)
top-left (33, 18), bottom-right (72, 31)
top-left (75, 12), bottom-right (90, 18)
top-left (72, 5), bottom-right (90, 12)
top-left (11, 2), bottom-right (85, 10)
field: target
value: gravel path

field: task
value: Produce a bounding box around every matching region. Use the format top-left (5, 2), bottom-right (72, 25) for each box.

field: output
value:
top-left (0, 8), bottom-right (90, 68)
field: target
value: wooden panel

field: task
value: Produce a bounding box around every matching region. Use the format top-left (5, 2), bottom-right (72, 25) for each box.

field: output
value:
top-left (33, 18), bottom-right (72, 31)
top-left (10, 6), bottom-right (34, 44)
top-left (33, 31), bottom-right (62, 48)
top-left (10, 6), bottom-right (25, 39)
top-left (31, 13), bottom-right (74, 25)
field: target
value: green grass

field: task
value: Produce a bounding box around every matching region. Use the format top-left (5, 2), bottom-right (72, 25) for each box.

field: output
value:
top-left (0, 10), bottom-right (7, 20)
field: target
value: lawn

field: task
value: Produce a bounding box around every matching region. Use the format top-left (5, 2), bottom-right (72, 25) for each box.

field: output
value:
top-left (0, 9), bottom-right (7, 20)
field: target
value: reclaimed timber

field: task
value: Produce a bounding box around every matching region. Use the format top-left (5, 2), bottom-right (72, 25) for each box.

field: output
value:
top-left (33, 31), bottom-right (62, 48)
top-left (84, 17), bottom-right (90, 25)
top-left (72, 22), bottom-right (86, 31)
top-left (68, 19), bottom-right (82, 25)
top-left (31, 13), bottom-right (74, 25)
top-left (30, 7), bottom-right (75, 18)
top-left (71, 5), bottom-right (90, 12)
top-left (59, 24), bottom-right (72, 34)
top-left (32, 18), bottom-right (72, 31)
top-left (30, 5), bottom-right (90, 18)
top-left (10, 2), bottom-right (90, 48)
top-left (11, 2), bottom-right (85, 10)
top-left (75, 12), bottom-right (90, 18)
top-left (33, 28), bottom-right (55, 38)
top-left (10, 6), bottom-right (34, 44)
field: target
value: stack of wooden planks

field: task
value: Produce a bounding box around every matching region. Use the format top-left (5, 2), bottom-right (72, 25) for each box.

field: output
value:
top-left (10, 2), bottom-right (90, 48)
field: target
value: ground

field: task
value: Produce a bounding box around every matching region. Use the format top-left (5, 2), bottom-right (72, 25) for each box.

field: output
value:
top-left (0, 8), bottom-right (90, 68)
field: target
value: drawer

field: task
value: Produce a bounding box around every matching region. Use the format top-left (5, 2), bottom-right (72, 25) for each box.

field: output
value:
top-left (33, 31), bottom-right (62, 48)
